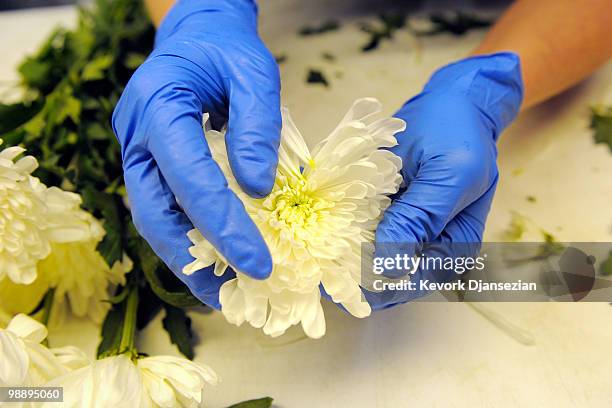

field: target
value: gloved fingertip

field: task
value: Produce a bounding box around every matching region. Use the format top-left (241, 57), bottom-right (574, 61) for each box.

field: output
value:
top-left (236, 248), bottom-right (273, 280)
top-left (227, 127), bottom-right (280, 198)
top-left (234, 158), bottom-right (277, 198)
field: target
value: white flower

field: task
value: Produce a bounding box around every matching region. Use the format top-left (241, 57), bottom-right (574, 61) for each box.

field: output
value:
top-left (46, 354), bottom-right (218, 408)
top-left (0, 314), bottom-right (88, 386)
top-left (0, 209), bottom-right (131, 326)
top-left (183, 98), bottom-right (404, 338)
top-left (0, 139), bottom-right (96, 285)
top-left (0, 139), bottom-right (130, 323)
top-left (139, 355), bottom-right (219, 408)
top-left (40, 241), bottom-right (132, 325)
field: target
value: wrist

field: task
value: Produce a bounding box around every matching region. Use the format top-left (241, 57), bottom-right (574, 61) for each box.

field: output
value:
top-left (155, 0), bottom-right (258, 46)
top-left (423, 52), bottom-right (524, 139)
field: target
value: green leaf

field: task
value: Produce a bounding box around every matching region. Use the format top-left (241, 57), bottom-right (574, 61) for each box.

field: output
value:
top-left (0, 101), bottom-right (43, 135)
top-left (82, 187), bottom-right (124, 266)
top-left (226, 397), bottom-right (274, 408)
top-left (103, 286), bottom-right (129, 304)
top-left (127, 222), bottom-right (200, 308)
top-left (590, 105), bottom-right (612, 152)
top-left (82, 54), bottom-right (114, 81)
top-left (19, 58), bottom-right (53, 88)
top-left (162, 305), bottom-right (195, 359)
top-left (124, 52), bottom-right (147, 69)
top-left (136, 282), bottom-right (163, 330)
top-left (97, 299), bottom-right (124, 357)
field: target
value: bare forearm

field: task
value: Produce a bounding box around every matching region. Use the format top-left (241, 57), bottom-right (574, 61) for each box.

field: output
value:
top-left (473, 0), bottom-right (612, 109)
top-left (144, 0), bottom-right (176, 27)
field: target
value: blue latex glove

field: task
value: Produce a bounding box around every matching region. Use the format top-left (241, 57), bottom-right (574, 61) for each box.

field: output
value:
top-left (365, 53), bottom-right (524, 309)
top-left (112, 0), bottom-right (280, 308)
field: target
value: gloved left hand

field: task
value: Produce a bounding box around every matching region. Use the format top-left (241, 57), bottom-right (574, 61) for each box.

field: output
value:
top-left (112, 0), bottom-right (281, 308)
top-left (365, 52), bottom-right (524, 309)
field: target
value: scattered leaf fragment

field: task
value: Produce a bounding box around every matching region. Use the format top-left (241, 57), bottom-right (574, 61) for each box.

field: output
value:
top-left (360, 13), bottom-right (406, 52)
top-left (590, 105), bottom-right (612, 152)
top-left (306, 69), bottom-right (329, 87)
top-left (321, 52), bottom-right (336, 62)
top-left (416, 11), bottom-right (492, 36)
top-left (226, 397), bottom-right (274, 408)
top-left (600, 250), bottom-right (612, 276)
top-left (299, 20), bottom-right (340, 36)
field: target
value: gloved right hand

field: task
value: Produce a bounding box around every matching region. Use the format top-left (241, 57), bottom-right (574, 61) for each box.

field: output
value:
top-left (112, 0), bottom-right (281, 308)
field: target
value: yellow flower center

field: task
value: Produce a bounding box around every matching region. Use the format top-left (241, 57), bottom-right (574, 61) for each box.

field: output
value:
top-left (273, 180), bottom-right (318, 228)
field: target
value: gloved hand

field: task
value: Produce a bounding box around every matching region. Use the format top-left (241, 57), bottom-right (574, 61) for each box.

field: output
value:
top-left (365, 52), bottom-right (524, 309)
top-left (112, 0), bottom-right (281, 308)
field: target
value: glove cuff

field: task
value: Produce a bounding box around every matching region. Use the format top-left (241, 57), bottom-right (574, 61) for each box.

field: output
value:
top-left (423, 52), bottom-right (524, 139)
top-left (155, 0), bottom-right (258, 47)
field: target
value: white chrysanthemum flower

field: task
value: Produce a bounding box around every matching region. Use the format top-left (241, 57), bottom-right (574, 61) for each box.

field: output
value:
top-left (40, 240), bottom-right (132, 325)
top-left (183, 98), bottom-right (404, 338)
top-left (0, 314), bottom-right (88, 386)
top-left (0, 139), bottom-right (130, 323)
top-left (139, 355), bottom-right (219, 408)
top-left (0, 139), bottom-right (94, 285)
top-left (0, 246), bottom-right (131, 326)
top-left (46, 354), bottom-right (218, 408)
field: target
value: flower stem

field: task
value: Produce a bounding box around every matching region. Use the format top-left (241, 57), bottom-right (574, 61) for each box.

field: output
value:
top-left (119, 285), bottom-right (139, 353)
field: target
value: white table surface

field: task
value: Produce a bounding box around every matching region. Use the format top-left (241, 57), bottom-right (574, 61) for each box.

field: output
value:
top-left (1, 2), bottom-right (611, 407)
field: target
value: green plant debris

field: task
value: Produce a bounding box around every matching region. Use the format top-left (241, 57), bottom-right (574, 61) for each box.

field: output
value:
top-left (502, 212), bottom-right (528, 242)
top-left (600, 251), bottom-right (612, 276)
top-left (360, 13), bottom-right (406, 52)
top-left (535, 232), bottom-right (565, 261)
top-left (590, 105), bottom-right (612, 152)
top-left (298, 20), bottom-right (340, 36)
top-left (321, 51), bottom-right (336, 62)
top-left (306, 69), bottom-right (329, 87)
top-left (502, 213), bottom-right (565, 264)
top-left (226, 397), bottom-right (274, 408)
top-left (526, 195), bottom-right (537, 203)
top-left (416, 11), bottom-right (493, 36)
top-left (274, 54), bottom-right (287, 64)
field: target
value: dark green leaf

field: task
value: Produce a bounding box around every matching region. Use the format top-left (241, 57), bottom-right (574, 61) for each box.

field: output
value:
top-left (590, 106), bottom-right (612, 152)
top-left (82, 187), bottom-right (124, 266)
top-left (128, 223), bottom-right (200, 308)
top-left (136, 282), bottom-right (163, 330)
top-left (97, 299), bottom-right (124, 357)
top-left (162, 305), bottom-right (195, 359)
top-left (226, 397), bottom-right (274, 408)
top-left (0, 101), bottom-right (43, 135)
